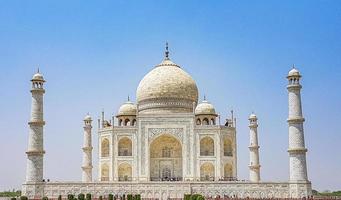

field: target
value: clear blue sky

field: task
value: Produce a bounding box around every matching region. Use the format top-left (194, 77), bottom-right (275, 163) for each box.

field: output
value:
top-left (0, 0), bottom-right (340, 192)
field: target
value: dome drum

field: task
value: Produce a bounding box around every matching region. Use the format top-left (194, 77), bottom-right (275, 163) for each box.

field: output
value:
top-left (137, 97), bottom-right (195, 114)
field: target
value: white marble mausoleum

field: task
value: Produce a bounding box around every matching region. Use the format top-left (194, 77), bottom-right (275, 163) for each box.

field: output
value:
top-left (22, 45), bottom-right (312, 199)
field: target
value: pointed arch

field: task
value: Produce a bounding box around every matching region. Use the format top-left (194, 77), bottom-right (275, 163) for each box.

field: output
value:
top-left (200, 136), bottom-right (214, 156)
top-left (101, 163), bottom-right (109, 181)
top-left (132, 119), bottom-right (137, 126)
top-left (101, 138), bottom-right (109, 157)
top-left (118, 137), bottom-right (132, 156)
top-left (124, 118), bottom-right (130, 126)
top-left (224, 163), bottom-right (233, 180)
top-left (196, 118), bottom-right (201, 125)
top-left (202, 118), bottom-right (209, 125)
top-left (223, 139), bottom-right (233, 156)
top-left (118, 163), bottom-right (132, 181)
top-left (200, 162), bottom-right (215, 181)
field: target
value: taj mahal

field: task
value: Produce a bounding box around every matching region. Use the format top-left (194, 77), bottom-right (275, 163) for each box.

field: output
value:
top-left (22, 44), bottom-right (312, 199)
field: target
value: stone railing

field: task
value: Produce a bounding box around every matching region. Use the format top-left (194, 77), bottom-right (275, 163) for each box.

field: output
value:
top-left (22, 181), bottom-right (312, 199)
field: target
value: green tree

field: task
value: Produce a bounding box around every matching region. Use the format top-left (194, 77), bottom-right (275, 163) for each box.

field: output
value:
top-left (78, 193), bottom-right (85, 200)
top-left (86, 193), bottom-right (91, 200)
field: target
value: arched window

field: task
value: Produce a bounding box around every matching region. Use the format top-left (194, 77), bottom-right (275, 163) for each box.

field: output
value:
top-left (101, 164), bottom-right (109, 181)
top-left (200, 162), bottom-right (215, 181)
top-left (196, 118), bottom-right (201, 125)
top-left (224, 139), bottom-right (233, 156)
top-left (124, 118), bottom-right (130, 126)
top-left (118, 163), bottom-right (132, 181)
top-left (118, 137), bottom-right (132, 156)
top-left (203, 118), bottom-right (209, 125)
top-left (211, 118), bottom-right (215, 125)
top-left (118, 119), bottom-right (122, 126)
top-left (200, 137), bottom-right (214, 156)
top-left (101, 138), bottom-right (109, 157)
top-left (224, 163), bottom-right (233, 180)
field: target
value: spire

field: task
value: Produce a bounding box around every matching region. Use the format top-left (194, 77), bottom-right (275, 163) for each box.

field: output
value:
top-left (292, 64), bottom-right (295, 69)
top-left (165, 42), bottom-right (170, 60)
top-left (37, 67), bottom-right (40, 73)
top-left (203, 95), bottom-right (206, 101)
top-left (127, 95), bottom-right (130, 102)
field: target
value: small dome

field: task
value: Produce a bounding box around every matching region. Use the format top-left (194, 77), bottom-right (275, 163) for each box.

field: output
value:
top-left (195, 100), bottom-right (216, 115)
top-left (117, 101), bottom-right (137, 116)
top-left (288, 68), bottom-right (300, 77)
top-left (32, 71), bottom-right (45, 81)
top-left (84, 114), bottom-right (92, 121)
top-left (249, 113), bottom-right (257, 119)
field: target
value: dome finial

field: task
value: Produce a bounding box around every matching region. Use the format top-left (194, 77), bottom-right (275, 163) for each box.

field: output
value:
top-left (127, 95), bottom-right (130, 102)
top-left (37, 67), bottom-right (40, 73)
top-left (165, 42), bottom-right (170, 60)
top-left (292, 64), bottom-right (295, 69)
top-left (204, 95), bottom-right (206, 101)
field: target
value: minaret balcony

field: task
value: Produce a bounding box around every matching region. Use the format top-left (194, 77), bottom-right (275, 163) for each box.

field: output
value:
top-left (288, 147), bottom-right (308, 153)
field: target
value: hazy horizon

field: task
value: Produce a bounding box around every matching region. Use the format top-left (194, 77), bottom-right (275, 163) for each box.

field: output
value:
top-left (0, 1), bottom-right (340, 192)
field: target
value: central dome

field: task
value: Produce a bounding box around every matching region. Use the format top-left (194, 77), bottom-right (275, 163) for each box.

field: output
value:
top-left (136, 54), bottom-right (198, 114)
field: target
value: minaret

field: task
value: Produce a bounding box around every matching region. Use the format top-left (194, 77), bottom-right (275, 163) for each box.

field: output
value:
top-left (287, 67), bottom-right (309, 182)
top-left (248, 113), bottom-right (261, 182)
top-left (82, 114), bottom-right (93, 182)
top-left (26, 69), bottom-right (45, 182)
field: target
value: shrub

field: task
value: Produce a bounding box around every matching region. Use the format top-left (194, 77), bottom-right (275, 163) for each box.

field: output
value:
top-left (190, 194), bottom-right (196, 200)
top-left (122, 194), bottom-right (125, 200)
top-left (11, 198), bottom-right (16, 200)
top-left (86, 194), bottom-right (91, 200)
top-left (134, 194), bottom-right (141, 200)
top-left (184, 194), bottom-right (191, 200)
top-left (20, 196), bottom-right (28, 200)
top-left (109, 194), bottom-right (113, 200)
top-left (67, 194), bottom-right (74, 200)
top-left (127, 194), bottom-right (133, 200)
top-left (58, 195), bottom-right (62, 200)
top-left (42, 196), bottom-right (48, 200)
top-left (99, 195), bottom-right (103, 200)
top-left (78, 193), bottom-right (85, 200)
top-left (197, 195), bottom-right (205, 200)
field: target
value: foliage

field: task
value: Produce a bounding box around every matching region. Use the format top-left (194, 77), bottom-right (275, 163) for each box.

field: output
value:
top-left (42, 196), bottom-right (48, 200)
top-left (127, 194), bottom-right (133, 200)
top-left (109, 194), bottom-right (113, 200)
top-left (78, 193), bottom-right (85, 200)
top-left (67, 194), bottom-right (75, 200)
top-left (311, 189), bottom-right (341, 197)
top-left (184, 194), bottom-right (191, 200)
top-left (11, 198), bottom-right (16, 200)
top-left (317, 190), bottom-right (341, 196)
top-left (134, 194), bottom-right (141, 200)
top-left (20, 196), bottom-right (28, 200)
top-left (99, 195), bottom-right (103, 200)
top-left (58, 195), bottom-right (62, 200)
top-left (86, 193), bottom-right (91, 200)
top-left (197, 196), bottom-right (205, 200)
top-left (184, 194), bottom-right (204, 200)
top-left (0, 190), bottom-right (21, 197)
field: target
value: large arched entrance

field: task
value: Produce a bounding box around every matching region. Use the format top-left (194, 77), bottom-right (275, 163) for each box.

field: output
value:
top-left (150, 134), bottom-right (182, 181)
